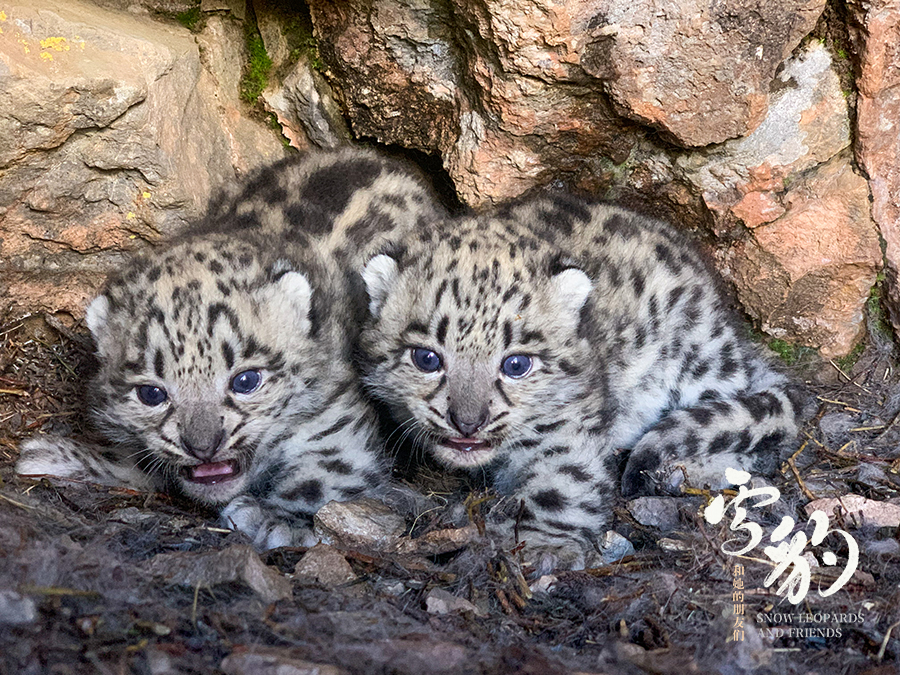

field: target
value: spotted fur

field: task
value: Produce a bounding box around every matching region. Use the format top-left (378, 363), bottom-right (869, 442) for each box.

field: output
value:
top-left (17, 148), bottom-right (444, 549)
top-left (361, 194), bottom-right (808, 571)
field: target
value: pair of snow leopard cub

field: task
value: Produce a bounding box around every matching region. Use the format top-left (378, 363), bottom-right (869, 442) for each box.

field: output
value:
top-left (17, 149), bottom-right (807, 570)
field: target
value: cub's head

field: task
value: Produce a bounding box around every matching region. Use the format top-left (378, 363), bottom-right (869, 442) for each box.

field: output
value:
top-left (88, 236), bottom-right (327, 504)
top-left (360, 218), bottom-right (593, 468)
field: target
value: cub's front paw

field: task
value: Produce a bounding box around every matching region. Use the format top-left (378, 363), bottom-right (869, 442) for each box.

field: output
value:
top-left (220, 495), bottom-right (317, 551)
top-left (17, 436), bottom-right (100, 478)
top-left (17, 436), bottom-right (154, 490)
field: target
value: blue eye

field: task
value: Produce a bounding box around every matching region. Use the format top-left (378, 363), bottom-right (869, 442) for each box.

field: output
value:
top-left (231, 370), bottom-right (262, 394)
top-left (411, 348), bottom-right (442, 373)
top-left (501, 355), bottom-right (533, 378)
top-left (137, 385), bottom-right (168, 406)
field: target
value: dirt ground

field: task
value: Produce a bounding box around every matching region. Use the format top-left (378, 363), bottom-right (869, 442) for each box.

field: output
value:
top-left (2, 311), bottom-right (900, 675)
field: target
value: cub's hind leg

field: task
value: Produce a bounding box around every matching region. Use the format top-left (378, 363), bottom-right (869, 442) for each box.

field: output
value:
top-left (622, 369), bottom-right (809, 497)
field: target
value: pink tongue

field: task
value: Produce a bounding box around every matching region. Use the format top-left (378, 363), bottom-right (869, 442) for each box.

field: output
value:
top-left (192, 462), bottom-right (235, 479)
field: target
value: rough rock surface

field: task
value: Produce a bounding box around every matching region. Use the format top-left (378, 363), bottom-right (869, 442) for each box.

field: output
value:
top-left (848, 0), bottom-right (900, 338)
top-left (314, 498), bottom-right (407, 550)
top-left (255, 0), bottom-right (349, 149)
top-left (146, 545), bottom-right (293, 603)
top-left (221, 651), bottom-right (347, 675)
top-left (678, 43), bottom-right (879, 356)
top-left (309, 0), bottom-right (461, 155)
top-left (308, 0), bottom-right (828, 200)
top-left (678, 43), bottom-right (852, 236)
top-left (303, 0), bottom-right (876, 354)
top-left (580, 0), bottom-right (827, 146)
top-left (261, 55), bottom-right (348, 149)
top-left (293, 543), bottom-right (358, 588)
top-left (0, 0), bottom-right (892, 356)
top-left (0, 0), bottom-right (284, 321)
top-left (727, 152), bottom-right (879, 357)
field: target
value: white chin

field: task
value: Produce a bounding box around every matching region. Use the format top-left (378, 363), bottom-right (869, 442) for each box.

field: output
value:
top-left (179, 474), bottom-right (248, 505)
top-left (432, 445), bottom-right (497, 468)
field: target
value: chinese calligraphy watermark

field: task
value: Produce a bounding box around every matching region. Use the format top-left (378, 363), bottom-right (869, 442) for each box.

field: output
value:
top-left (704, 467), bottom-right (859, 605)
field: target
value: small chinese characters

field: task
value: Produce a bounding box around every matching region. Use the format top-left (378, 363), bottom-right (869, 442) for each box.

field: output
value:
top-left (733, 563), bottom-right (745, 642)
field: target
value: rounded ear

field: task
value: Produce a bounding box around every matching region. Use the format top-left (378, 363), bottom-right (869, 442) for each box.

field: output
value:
top-left (259, 270), bottom-right (313, 330)
top-left (362, 254), bottom-right (399, 318)
top-left (551, 267), bottom-right (592, 314)
top-left (85, 294), bottom-right (112, 357)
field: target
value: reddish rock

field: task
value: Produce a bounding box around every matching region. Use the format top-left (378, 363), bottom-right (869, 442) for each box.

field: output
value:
top-left (679, 43), bottom-right (851, 236)
top-left (453, 0), bottom-right (588, 82)
top-left (309, 0), bottom-right (461, 154)
top-left (1, 271), bottom-right (108, 320)
top-left (730, 191), bottom-right (786, 229)
top-left (727, 153), bottom-right (881, 357)
top-left (673, 42), bottom-right (879, 356)
top-left (308, 0), bottom-right (637, 206)
top-left (847, 0), bottom-right (900, 337)
top-left (448, 32), bottom-right (636, 206)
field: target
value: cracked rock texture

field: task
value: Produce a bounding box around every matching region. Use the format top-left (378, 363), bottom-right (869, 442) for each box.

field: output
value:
top-left (848, 0), bottom-right (900, 338)
top-left (0, 0), bottom-right (284, 319)
top-left (306, 0), bottom-right (878, 355)
top-left (0, 0), bottom-right (893, 357)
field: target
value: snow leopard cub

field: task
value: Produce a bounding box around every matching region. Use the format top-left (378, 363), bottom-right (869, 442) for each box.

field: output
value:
top-left (361, 193), bottom-right (808, 571)
top-left (17, 149), bottom-right (444, 549)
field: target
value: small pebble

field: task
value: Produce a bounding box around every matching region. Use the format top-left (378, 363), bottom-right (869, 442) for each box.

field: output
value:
top-left (0, 590), bottom-right (37, 625)
top-left (600, 530), bottom-right (634, 563)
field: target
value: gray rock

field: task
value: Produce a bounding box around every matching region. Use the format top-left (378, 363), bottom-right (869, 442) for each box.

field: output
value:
top-left (201, 0), bottom-right (246, 20)
top-left (221, 651), bottom-right (346, 675)
top-left (626, 497), bottom-right (681, 531)
top-left (424, 588), bottom-right (485, 617)
top-left (582, 0), bottom-right (826, 146)
top-left (145, 545), bottom-right (292, 604)
top-left (0, 0), bottom-right (283, 321)
top-left (0, 590), bottom-right (37, 625)
top-left (293, 543), bottom-right (358, 588)
top-left (850, 0), bottom-right (900, 341)
top-left (262, 56), bottom-right (349, 149)
top-left (314, 498), bottom-right (407, 551)
top-left (599, 530), bottom-right (635, 563)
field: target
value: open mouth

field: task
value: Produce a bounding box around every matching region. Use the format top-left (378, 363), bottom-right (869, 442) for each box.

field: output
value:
top-left (182, 460), bottom-right (242, 485)
top-left (442, 437), bottom-right (492, 454)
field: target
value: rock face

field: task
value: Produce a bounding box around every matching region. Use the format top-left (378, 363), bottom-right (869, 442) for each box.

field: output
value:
top-left (255, 0), bottom-right (349, 150)
top-left (0, 0), bottom-right (284, 320)
top-left (309, 0), bottom-right (828, 203)
top-left (727, 152), bottom-right (879, 357)
top-left (582, 0), bottom-right (827, 147)
top-left (678, 43), bottom-right (880, 357)
top-left (848, 0), bottom-right (900, 336)
top-left (0, 0), bottom-right (892, 357)
top-left (309, 0), bottom-right (461, 155)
